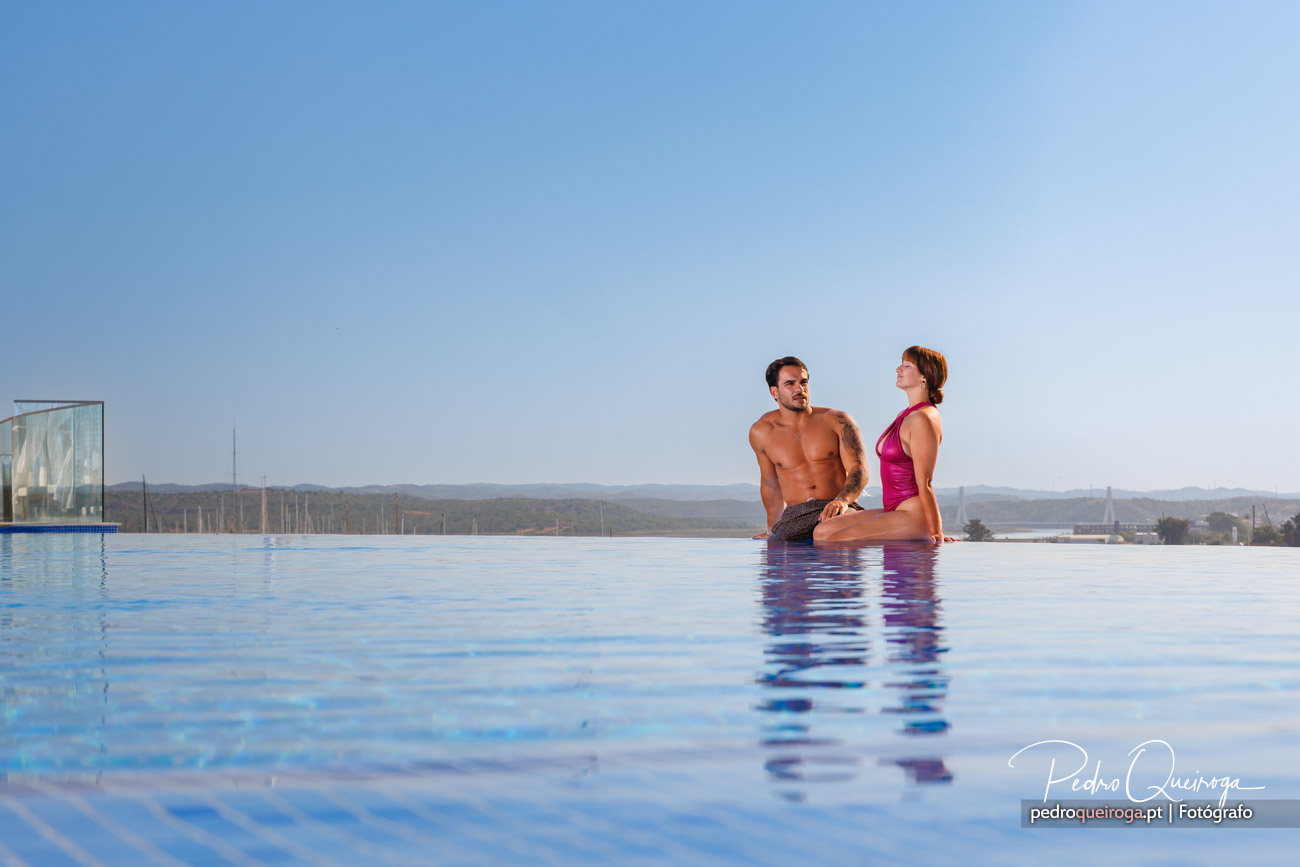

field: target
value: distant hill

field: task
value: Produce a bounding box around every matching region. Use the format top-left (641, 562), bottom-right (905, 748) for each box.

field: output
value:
top-left (339, 482), bottom-right (767, 502)
top-left (107, 481), bottom-right (248, 494)
top-left (107, 489), bottom-right (758, 536)
top-left (945, 495), bottom-right (1300, 526)
top-left (614, 498), bottom-right (769, 522)
top-left (107, 481), bottom-right (1300, 512)
top-left (949, 484), bottom-right (1300, 502)
top-left (109, 481), bottom-right (763, 501)
top-left (106, 479), bottom-right (1300, 537)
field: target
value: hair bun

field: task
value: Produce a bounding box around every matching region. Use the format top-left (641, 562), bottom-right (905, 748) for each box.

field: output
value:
top-left (930, 386), bottom-right (944, 405)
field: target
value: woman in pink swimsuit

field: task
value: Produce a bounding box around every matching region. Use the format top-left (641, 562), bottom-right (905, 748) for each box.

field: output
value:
top-left (813, 346), bottom-right (955, 543)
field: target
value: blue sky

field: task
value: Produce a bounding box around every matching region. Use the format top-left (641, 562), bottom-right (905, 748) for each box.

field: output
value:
top-left (4, 1), bottom-right (1297, 492)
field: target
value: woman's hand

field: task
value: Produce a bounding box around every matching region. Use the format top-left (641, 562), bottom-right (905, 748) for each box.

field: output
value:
top-left (930, 533), bottom-right (959, 543)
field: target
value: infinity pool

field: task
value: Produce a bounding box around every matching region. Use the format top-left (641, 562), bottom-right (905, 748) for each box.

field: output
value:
top-left (2, 534), bottom-right (1297, 864)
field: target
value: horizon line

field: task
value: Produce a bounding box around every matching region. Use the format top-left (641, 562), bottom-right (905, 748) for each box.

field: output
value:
top-left (106, 480), bottom-right (1300, 498)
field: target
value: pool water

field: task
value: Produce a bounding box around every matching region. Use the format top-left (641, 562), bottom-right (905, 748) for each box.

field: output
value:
top-left (2, 534), bottom-right (1298, 864)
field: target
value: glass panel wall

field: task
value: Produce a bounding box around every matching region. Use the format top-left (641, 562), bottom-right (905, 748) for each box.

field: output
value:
top-left (10, 402), bottom-right (104, 523)
top-left (74, 403), bottom-right (104, 521)
top-left (0, 419), bottom-right (11, 522)
top-left (15, 400), bottom-right (80, 415)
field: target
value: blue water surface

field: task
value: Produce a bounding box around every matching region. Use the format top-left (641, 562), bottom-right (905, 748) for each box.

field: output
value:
top-left (1, 533), bottom-right (1298, 865)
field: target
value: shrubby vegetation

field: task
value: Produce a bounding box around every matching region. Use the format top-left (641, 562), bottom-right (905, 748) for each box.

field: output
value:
top-left (1205, 511), bottom-right (1246, 535)
top-left (1185, 511), bottom-right (1300, 546)
top-left (1155, 517), bottom-right (1190, 545)
top-left (1252, 524), bottom-right (1281, 546)
top-left (1197, 511), bottom-right (1247, 545)
top-left (962, 518), bottom-right (995, 542)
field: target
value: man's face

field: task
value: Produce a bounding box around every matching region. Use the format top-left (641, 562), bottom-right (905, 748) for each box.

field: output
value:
top-left (770, 365), bottom-right (810, 412)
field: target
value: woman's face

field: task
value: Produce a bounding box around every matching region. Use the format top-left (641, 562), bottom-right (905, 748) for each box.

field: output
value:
top-left (896, 357), bottom-right (924, 390)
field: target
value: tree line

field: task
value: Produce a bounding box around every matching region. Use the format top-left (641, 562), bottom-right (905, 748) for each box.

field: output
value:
top-left (958, 513), bottom-right (1300, 545)
top-left (106, 488), bottom-right (752, 536)
top-left (1156, 512), bottom-right (1300, 546)
top-left (945, 495), bottom-right (1300, 525)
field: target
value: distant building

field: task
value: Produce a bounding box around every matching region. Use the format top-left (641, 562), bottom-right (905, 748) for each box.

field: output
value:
top-left (0, 400), bottom-right (107, 527)
top-left (1072, 523), bottom-right (1158, 535)
top-left (1056, 534), bottom-right (1121, 544)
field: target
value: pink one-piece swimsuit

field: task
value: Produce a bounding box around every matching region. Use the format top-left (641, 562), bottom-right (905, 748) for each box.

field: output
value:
top-left (876, 401), bottom-right (935, 512)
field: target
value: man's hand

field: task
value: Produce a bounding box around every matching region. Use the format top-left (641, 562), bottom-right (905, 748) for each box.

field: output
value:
top-left (752, 531), bottom-right (772, 540)
top-left (818, 497), bottom-right (850, 523)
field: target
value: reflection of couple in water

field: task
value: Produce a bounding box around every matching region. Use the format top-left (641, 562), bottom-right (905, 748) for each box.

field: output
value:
top-left (757, 542), bottom-right (952, 794)
top-left (749, 346), bottom-right (957, 542)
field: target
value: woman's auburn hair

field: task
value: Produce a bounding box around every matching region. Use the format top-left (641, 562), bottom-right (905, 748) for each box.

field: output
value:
top-left (902, 345), bottom-right (947, 405)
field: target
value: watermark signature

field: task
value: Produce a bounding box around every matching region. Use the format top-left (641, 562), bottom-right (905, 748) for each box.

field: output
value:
top-left (1008, 739), bottom-right (1265, 807)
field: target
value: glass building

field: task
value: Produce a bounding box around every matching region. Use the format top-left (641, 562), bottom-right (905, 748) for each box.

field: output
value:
top-left (0, 400), bottom-right (105, 524)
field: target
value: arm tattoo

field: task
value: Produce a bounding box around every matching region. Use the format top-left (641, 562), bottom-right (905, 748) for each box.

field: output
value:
top-left (835, 414), bottom-right (867, 501)
top-left (839, 417), bottom-right (865, 464)
top-left (837, 468), bottom-right (865, 502)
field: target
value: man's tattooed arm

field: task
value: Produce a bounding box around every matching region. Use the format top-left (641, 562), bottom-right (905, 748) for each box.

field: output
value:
top-left (834, 412), bottom-right (868, 503)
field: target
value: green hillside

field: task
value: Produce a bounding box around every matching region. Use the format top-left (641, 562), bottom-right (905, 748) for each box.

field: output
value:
top-left (943, 495), bottom-right (1300, 525)
top-left (107, 488), bottom-right (758, 536)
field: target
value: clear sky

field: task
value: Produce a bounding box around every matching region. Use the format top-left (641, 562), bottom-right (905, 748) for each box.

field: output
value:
top-left (4, 1), bottom-right (1297, 492)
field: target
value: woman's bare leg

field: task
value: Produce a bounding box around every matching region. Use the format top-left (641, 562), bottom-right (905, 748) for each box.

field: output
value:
top-left (813, 500), bottom-right (930, 542)
top-left (812, 507), bottom-right (885, 540)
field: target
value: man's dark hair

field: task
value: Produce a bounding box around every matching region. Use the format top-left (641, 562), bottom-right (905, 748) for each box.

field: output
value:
top-left (765, 356), bottom-right (808, 388)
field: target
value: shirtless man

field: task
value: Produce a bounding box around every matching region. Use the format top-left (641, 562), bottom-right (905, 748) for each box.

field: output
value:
top-left (749, 356), bottom-right (868, 540)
